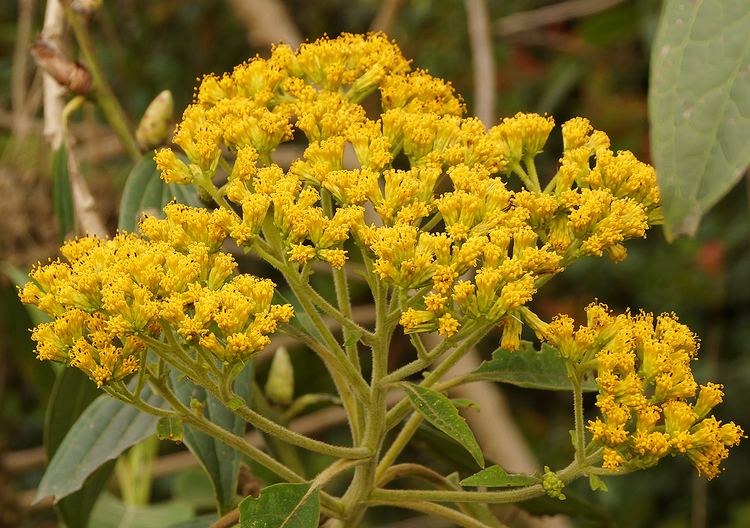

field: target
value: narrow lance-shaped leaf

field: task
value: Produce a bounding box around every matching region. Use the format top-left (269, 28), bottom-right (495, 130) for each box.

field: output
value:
top-left (45, 368), bottom-right (115, 528)
top-left (649, 0), bottom-right (750, 238)
top-left (402, 383), bottom-right (484, 468)
top-left (469, 341), bottom-right (597, 392)
top-left (171, 362), bottom-right (253, 515)
top-left (36, 385), bottom-right (162, 503)
top-left (88, 493), bottom-right (193, 528)
top-left (118, 154), bottom-right (163, 232)
top-left (460, 465), bottom-right (538, 488)
top-left (52, 144), bottom-right (74, 241)
top-left (238, 482), bottom-right (320, 528)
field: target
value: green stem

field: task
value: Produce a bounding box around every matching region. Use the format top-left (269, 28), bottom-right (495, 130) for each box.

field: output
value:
top-left (375, 412), bottom-right (423, 481)
top-left (140, 375), bottom-right (304, 481)
top-left (385, 323), bottom-right (490, 431)
top-left (221, 386), bottom-right (371, 460)
top-left (332, 280), bottom-right (391, 527)
top-left (280, 322), bottom-right (365, 444)
top-left (280, 322), bottom-right (370, 402)
top-left (523, 155), bottom-right (542, 192)
top-left (421, 211), bottom-right (444, 232)
top-left (572, 375), bottom-right (586, 464)
top-left (511, 163), bottom-right (537, 193)
top-left (250, 382), bottom-right (307, 477)
top-left (64, 6), bottom-right (141, 163)
top-left (370, 451), bottom-right (603, 505)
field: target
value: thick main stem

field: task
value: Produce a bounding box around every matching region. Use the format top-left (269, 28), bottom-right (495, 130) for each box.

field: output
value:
top-left (332, 281), bottom-right (392, 526)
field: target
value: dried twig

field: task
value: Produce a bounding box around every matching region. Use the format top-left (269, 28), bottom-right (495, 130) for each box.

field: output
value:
top-left (495, 0), bottom-right (626, 37)
top-left (226, 0), bottom-right (303, 48)
top-left (464, 0), bottom-right (496, 126)
top-left (11, 0), bottom-right (35, 137)
top-left (30, 39), bottom-right (93, 95)
top-left (40, 0), bottom-right (67, 149)
top-left (370, 0), bottom-right (405, 34)
top-left (65, 135), bottom-right (108, 237)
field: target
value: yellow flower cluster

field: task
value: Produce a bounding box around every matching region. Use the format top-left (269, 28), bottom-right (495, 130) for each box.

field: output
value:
top-left (20, 204), bottom-right (292, 386)
top-left (540, 304), bottom-right (743, 479)
top-left (154, 33), bottom-right (662, 344)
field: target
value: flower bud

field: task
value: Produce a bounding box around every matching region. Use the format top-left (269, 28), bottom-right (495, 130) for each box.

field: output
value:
top-left (265, 346), bottom-right (294, 406)
top-left (136, 90), bottom-right (174, 150)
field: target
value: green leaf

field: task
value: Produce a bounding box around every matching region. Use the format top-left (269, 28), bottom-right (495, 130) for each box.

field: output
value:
top-left (649, 0), bottom-right (750, 238)
top-left (157, 415), bottom-right (185, 442)
top-left (167, 182), bottom-right (204, 208)
top-left (0, 263), bottom-right (51, 326)
top-left (52, 144), bottom-right (74, 241)
top-left (44, 368), bottom-right (115, 528)
top-left (460, 465), bottom-right (537, 488)
top-left (88, 493), bottom-right (193, 528)
top-left (119, 153), bottom-right (205, 233)
top-left (171, 362), bottom-right (253, 515)
top-left (36, 386), bottom-right (161, 504)
top-left (118, 154), bottom-right (163, 232)
top-left (589, 473), bottom-right (608, 493)
top-left (469, 341), bottom-right (597, 392)
top-left (238, 482), bottom-right (320, 528)
top-left (402, 383), bottom-right (484, 468)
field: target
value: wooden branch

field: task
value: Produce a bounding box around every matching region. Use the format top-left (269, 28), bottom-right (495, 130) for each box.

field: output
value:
top-left (11, 0), bottom-right (35, 137)
top-left (40, 0), bottom-right (67, 149)
top-left (226, 0), bottom-right (303, 48)
top-left (495, 0), bottom-right (626, 37)
top-left (464, 0), bottom-right (496, 126)
top-left (370, 0), bottom-right (405, 33)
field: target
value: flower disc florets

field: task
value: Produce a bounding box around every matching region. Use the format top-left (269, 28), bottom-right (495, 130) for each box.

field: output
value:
top-left (21, 205), bottom-right (293, 386)
top-left (151, 33), bottom-right (663, 346)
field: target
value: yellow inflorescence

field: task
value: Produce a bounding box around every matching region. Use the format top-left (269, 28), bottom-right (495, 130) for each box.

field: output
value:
top-left (20, 206), bottom-right (292, 386)
top-left (539, 304), bottom-right (743, 479)
top-left (148, 33), bottom-right (664, 343)
top-left (18, 32), bottom-right (741, 480)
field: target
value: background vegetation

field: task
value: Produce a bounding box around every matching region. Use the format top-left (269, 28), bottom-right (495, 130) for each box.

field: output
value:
top-left (1, 1), bottom-right (748, 527)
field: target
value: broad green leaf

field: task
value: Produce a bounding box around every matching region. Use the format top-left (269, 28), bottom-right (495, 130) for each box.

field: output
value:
top-left (238, 482), bottom-right (320, 528)
top-left (402, 383), bottom-right (484, 468)
top-left (36, 386), bottom-right (161, 503)
top-left (460, 465), bottom-right (537, 488)
top-left (119, 153), bottom-right (205, 233)
top-left (1, 263), bottom-right (51, 326)
top-left (650, 0), bottom-right (750, 238)
top-left (118, 154), bottom-right (163, 232)
top-left (52, 145), bottom-right (74, 241)
top-left (469, 341), bottom-right (597, 392)
top-left (172, 467), bottom-right (217, 511)
top-left (88, 493), bottom-right (193, 528)
top-left (171, 362), bottom-right (253, 515)
top-left (167, 182), bottom-right (204, 208)
top-left (45, 368), bottom-right (115, 528)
